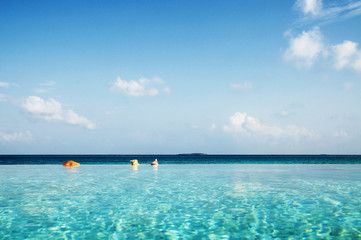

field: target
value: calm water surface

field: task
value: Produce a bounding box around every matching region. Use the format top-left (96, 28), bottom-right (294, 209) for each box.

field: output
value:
top-left (1, 154), bottom-right (361, 164)
top-left (1, 164), bottom-right (361, 239)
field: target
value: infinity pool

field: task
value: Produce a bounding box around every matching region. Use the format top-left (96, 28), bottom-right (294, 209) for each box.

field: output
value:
top-left (1, 164), bottom-right (361, 239)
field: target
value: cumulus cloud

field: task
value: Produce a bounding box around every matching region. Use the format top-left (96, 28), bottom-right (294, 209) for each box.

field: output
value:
top-left (332, 40), bottom-right (361, 71)
top-left (223, 112), bottom-right (315, 140)
top-left (284, 27), bottom-right (325, 68)
top-left (296, 0), bottom-right (323, 15)
top-left (230, 82), bottom-right (253, 91)
top-left (0, 81), bottom-right (9, 88)
top-left (22, 96), bottom-right (95, 129)
top-left (110, 77), bottom-right (170, 97)
top-left (287, 1), bottom-right (361, 72)
top-left (284, 27), bottom-right (361, 72)
top-left (0, 130), bottom-right (33, 143)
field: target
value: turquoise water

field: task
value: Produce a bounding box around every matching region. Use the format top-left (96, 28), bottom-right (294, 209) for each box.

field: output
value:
top-left (1, 164), bottom-right (361, 239)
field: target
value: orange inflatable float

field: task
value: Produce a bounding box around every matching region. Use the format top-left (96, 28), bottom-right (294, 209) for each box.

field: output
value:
top-left (62, 160), bottom-right (80, 167)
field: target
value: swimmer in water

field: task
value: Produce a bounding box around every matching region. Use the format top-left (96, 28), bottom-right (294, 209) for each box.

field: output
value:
top-left (151, 159), bottom-right (158, 166)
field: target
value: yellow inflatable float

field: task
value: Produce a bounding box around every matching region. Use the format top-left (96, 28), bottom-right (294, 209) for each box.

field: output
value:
top-left (62, 160), bottom-right (80, 167)
top-left (130, 159), bottom-right (140, 166)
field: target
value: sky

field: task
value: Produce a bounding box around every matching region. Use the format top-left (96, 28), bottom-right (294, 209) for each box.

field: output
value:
top-left (0, 0), bottom-right (361, 154)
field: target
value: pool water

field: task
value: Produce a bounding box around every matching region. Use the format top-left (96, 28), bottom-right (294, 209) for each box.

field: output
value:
top-left (1, 164), bottom-right (361, 239)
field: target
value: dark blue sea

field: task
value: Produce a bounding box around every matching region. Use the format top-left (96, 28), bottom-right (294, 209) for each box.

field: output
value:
top-left (1, 154), bottom-right (361, 164)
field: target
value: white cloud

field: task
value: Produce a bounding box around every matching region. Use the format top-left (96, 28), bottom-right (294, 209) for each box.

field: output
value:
top-left (343, 82), bottom-right (353, 89)
top-left (110, 77), bottom-right (170, 97)
top-left (0, 93), bottom-right (9, 102)
top-left (224, 112), bottom-right (282, 137)
top-left (332, 41), bottom-right (357, 69)
top-left (321, 1), bottom-right (361, 21)
top-left (288, 1), bottom-right (361, 72)
top-left (164, 86), bottom-right (171, 94)
top-left (40, 81), bottom-right (56, 86)
top-left (276, 110), bottom-right (290, 118)
top-left (354, 55), bottom-right (361, 70)
top-left (34, 89), bottom-right (49, 93)
top-left (284, 27), bottom-right (325, 68)
top-left (0, 81), bottom-right (9, 88)
top-left (223, 112), bottom-right (315, 140)
top-left (280, 111), bottom-right (289, 117)
top-left (284, 27), bottom-right (361, 73)
top-left (296, 0), bottom-right (323, 15)
top-left (332, 40), bottom-right (361, 71)
top-left (296, 0), bottom-right (361, 23)
top-left (191, 125), bottom-right (199, 129)
top-left (333, 130), bottom-right (348, 138)
top-left (230, 82), bottom-right (253, 91)
top-left (35, 80), bottom-right (57, 93)
top-left (22, 96), bottom-right (95, 130)
top-left (0, 130), bottom-right (33, 143)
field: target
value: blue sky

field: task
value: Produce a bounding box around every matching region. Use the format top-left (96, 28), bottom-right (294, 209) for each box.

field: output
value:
top-left (1, 0), bottom-right (361, 154)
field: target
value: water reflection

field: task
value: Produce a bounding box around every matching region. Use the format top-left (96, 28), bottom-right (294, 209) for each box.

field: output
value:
top-left (63, 166), bottom-right (79, 181)
top-left (152, 165), bottom-right (158, 182)
top-left (64, 166), bottom-right (79, 173)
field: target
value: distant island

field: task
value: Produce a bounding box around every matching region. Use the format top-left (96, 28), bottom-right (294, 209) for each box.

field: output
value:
top-left (177, 153), bottom-right (207, 156)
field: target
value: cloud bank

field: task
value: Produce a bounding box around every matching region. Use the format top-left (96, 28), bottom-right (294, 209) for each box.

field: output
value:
top-left (223, 112), bottom-right (315, 140)
top-left (110, 77), bottom-right (170, 97)
top-left (22, 96), bottom-right (95, 129)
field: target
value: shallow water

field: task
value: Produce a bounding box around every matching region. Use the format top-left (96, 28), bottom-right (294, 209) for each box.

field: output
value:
top-left (1, 164), bottom-right (361, 239)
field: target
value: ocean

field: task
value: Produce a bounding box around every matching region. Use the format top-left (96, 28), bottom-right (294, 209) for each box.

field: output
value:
top-left (1, 154), bottom-right (361, 164)
top-left (2, 155), bottom-right (361, 238)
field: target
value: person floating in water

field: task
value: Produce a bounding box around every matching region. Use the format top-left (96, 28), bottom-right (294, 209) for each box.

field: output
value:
top-left (151, 159), bottom-right (158, 166)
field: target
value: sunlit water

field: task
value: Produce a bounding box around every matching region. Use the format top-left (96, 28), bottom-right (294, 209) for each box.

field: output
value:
top-left (1, 164), bottom-right (361, 239)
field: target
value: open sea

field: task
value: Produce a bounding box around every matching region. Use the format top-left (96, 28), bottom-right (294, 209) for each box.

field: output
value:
top-left (1, 154), bottom-right (361, 165)
top-left (1, 155), bottom-right (361, 239)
